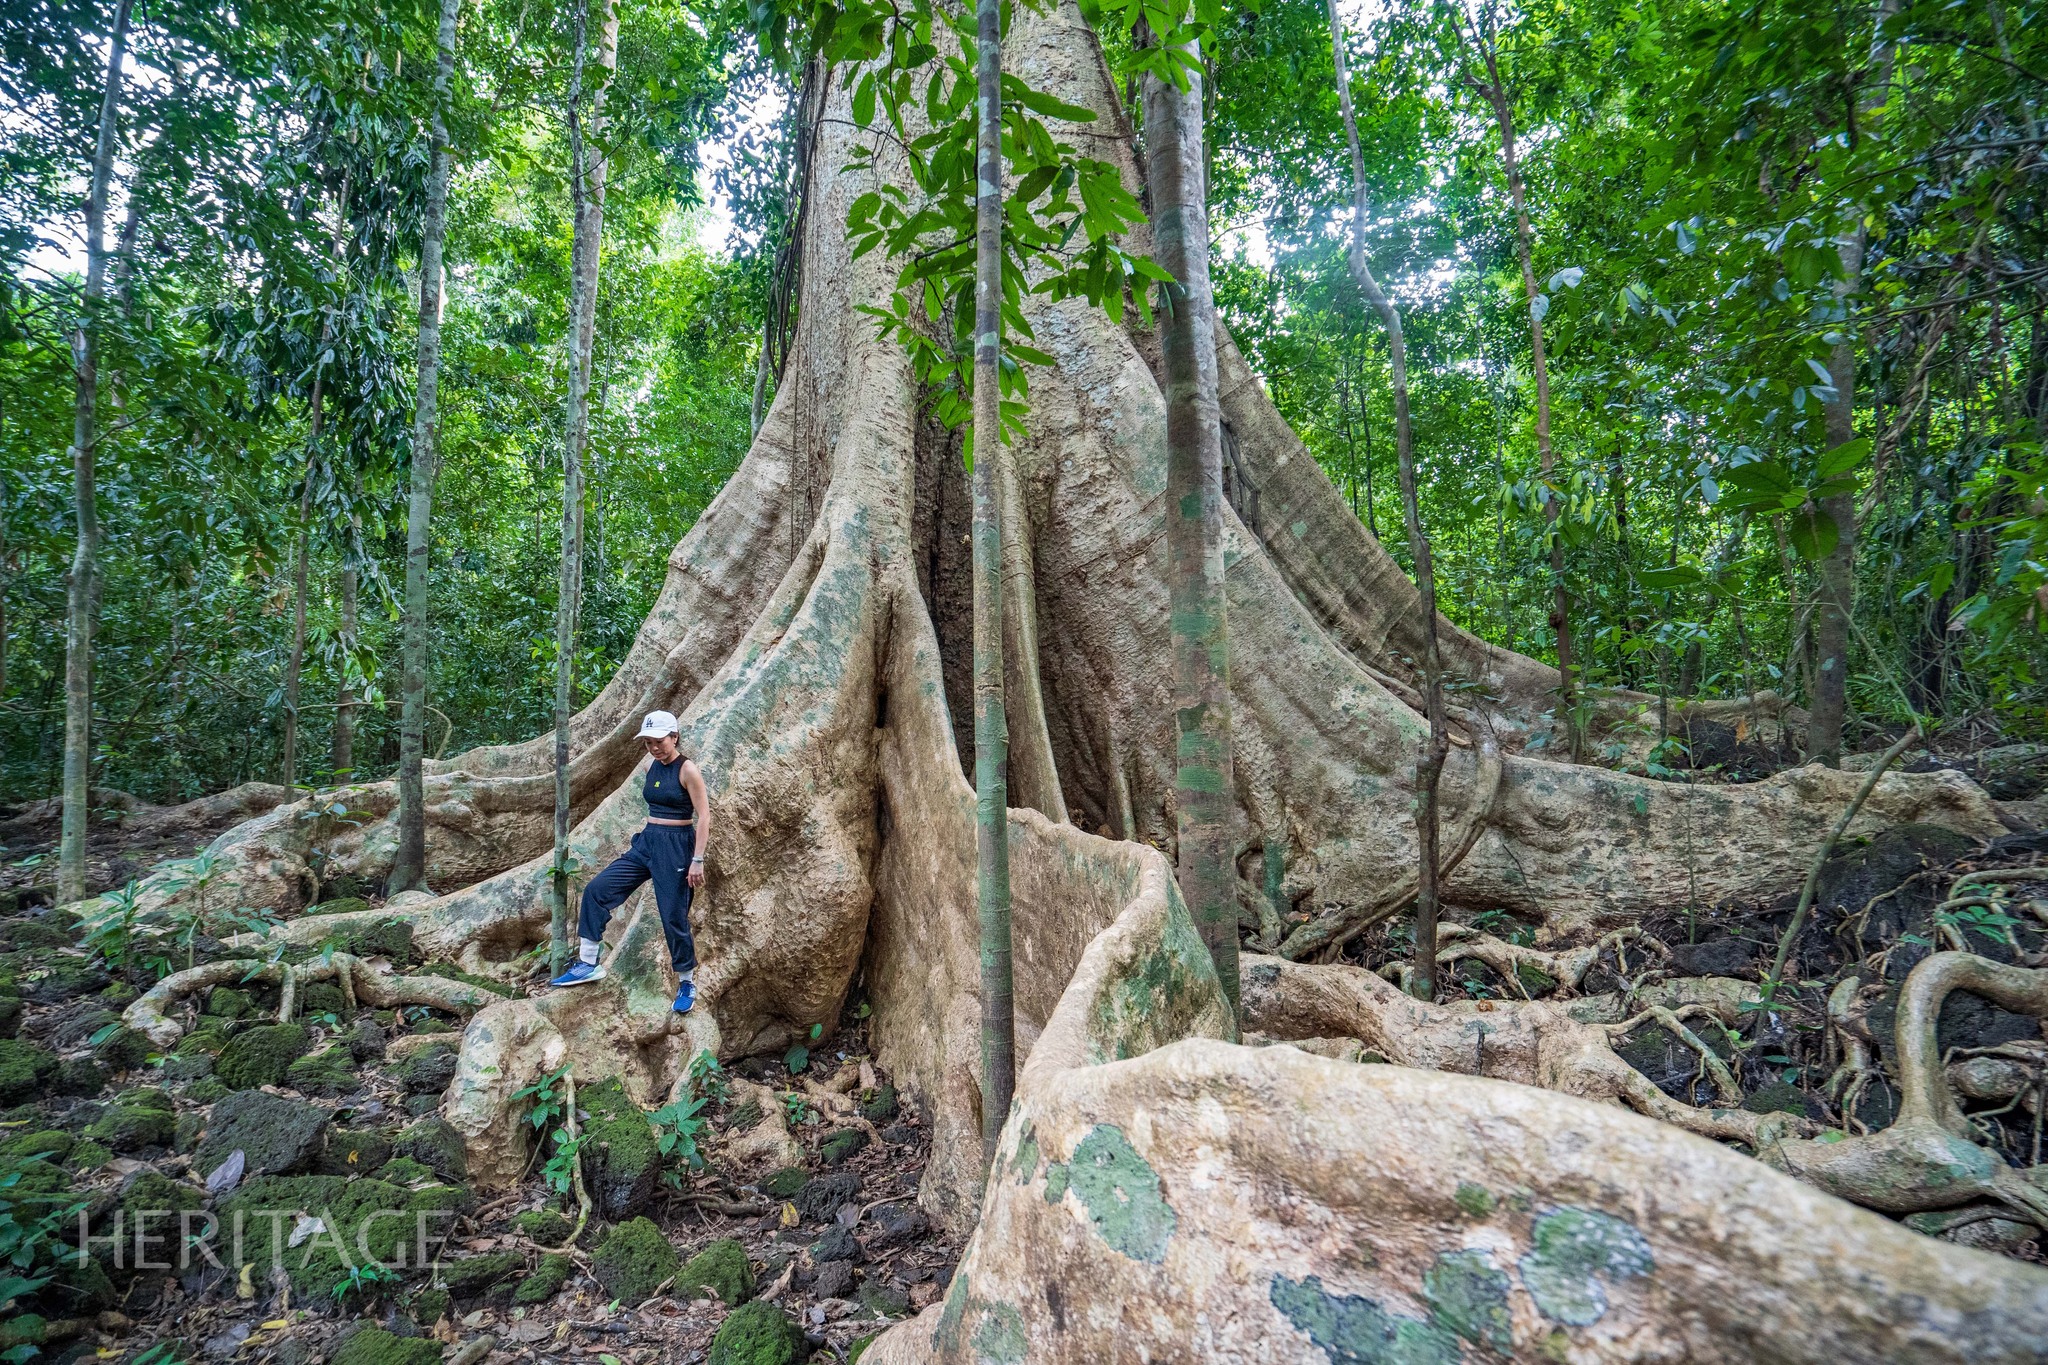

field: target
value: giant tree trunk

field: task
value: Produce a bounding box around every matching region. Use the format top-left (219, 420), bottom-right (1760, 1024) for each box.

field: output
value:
top-left (58, 0), bottom-right (134, 906)
top-left (389, 0), bottom-right (462, 895)
top-left (95, 10), bottom-right (2033, 1348)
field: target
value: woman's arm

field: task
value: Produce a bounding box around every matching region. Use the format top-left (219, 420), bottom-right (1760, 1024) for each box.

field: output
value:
top-left (684, 759), bottom-right (711, 889)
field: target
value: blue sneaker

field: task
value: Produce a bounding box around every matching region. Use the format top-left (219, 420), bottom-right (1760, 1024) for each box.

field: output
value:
top-left (548, 960), bottom-right (606, 988)
top-left (672, 980), bottom-right (695, 1014)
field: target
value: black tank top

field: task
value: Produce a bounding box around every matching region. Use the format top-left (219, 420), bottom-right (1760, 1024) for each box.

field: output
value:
top-left (643, 755), bottom-right (695, 820)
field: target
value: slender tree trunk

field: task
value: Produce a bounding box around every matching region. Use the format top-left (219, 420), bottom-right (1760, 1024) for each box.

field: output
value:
top-left (549, 0), bottom-right (620, 974)
top-left (1468, 30), bottom-right (1576, 751)
top-left (1143, 35), bottom-right (1239, 1014)
top-left (390, 0), bottom-right (462, 895)
top-left (1329, 0), bottom-right (1444, 1000)
top-left (332, 526), bottom-right (358, 777)
top-left (59, 0), bottom-right (134, 906)
top-left (972, 0), bottom-right (1016, 1162)
top-left (283, 176), bottom-right (352, 794)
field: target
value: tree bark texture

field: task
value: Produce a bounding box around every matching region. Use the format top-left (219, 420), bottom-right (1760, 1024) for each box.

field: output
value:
top-left (1329, 0), bottom-right (1446, 1000)
top-left (1142, 40), bottom-right (1239, 1015)
top-left (972, 0), bottom-right (1017, 1163)
top-left (390, 0), bottom-right (463, 895)
top-left (59, 0), bottom-right (135, 905)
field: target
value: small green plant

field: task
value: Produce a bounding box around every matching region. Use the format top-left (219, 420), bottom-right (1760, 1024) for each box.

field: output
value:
top-left (541, 1129), bottom-right (586, 1197)
top-left (784, 1022), bottom-right (825, 1075)
top-left (650, 1094), bottom-right (708, 1180)
top-left (1936, 902), bottom-right (2023, 950)
top-left (783, 1093), bottom-right (814, 1128)
top-left (76, 879), bottom-right (142, 972)
top-left (513, 1062), bottom-right (574, 1132)
top-left (0, 1147), bottom-right (91, 1321)
top-left (330, 1261), bottom-right (400, 1303)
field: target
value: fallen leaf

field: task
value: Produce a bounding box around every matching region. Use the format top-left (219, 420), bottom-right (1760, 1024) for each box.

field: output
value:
top-left (780, 1202), bottom-right (798, 1227)
top-left (236, 1264), bottom-right (255, 1299)
top-left (287, 1215), bottom-right (323, 1249)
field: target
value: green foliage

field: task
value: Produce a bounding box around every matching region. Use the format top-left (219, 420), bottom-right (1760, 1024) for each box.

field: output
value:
top-left (0, 1141), bottom-right (88, 1316)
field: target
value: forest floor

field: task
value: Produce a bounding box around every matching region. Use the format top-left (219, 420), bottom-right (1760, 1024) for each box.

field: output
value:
top-left (0, 813), bottom-right (964, 1365)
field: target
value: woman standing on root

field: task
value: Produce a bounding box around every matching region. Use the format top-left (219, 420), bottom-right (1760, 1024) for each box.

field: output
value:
top-left (548, 710), bottom-right (710, 1013)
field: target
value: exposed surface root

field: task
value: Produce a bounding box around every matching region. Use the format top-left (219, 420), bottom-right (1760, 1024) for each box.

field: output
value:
top-left (123, 952), bottom-right (494, 1048)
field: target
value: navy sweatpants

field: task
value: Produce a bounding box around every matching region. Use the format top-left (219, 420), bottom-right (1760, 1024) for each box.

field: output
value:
top-left (578, 824), bottom-right (697, 974)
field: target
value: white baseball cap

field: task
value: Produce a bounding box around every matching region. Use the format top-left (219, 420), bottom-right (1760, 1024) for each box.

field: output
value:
top-left (635, 710), bottom-right (680, 740)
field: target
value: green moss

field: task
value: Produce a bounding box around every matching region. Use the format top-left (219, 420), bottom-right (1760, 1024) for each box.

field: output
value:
top-left (391, 1117), bottom-right (468, 1181)
top-left (761, 1166), bottom-right (807, 1199)
top-left (84, 1103), bottom-right (175, 1151)
top-left (408, 1287), bottom-right (452, 1327)
top-left (286, 1045), bottom-right (360, 1097)
top-left (307, 896), bottom-right (372, 917)
top-left (305, 919), bottom-right (416, 967)
top-left (819, 1128), bottom-right (868, 1166)
top-left (1064, 1125), bottom-right (1175, 1263)
top-left (1453, 1181), bottom-right (1496, 1219)
top-left (1270, 1274), bottom-right (1462, 1365)
top-left (0, 1038), bottom-right (60, 1105)
top-left (330, 1325), bottom-right (444, 1365)
top-left (56, 1056), bottom-right (106, 1096)
top-left (515, 1209), bottom-right (574, 1244)
top-left (184, 1077), bottom-right (230, 1105)
top-left (204, 987), bottom-right (253, 1019)
top-left (707, 1300), bottom-right (806, 1365)
top-left (513, 1253), bottom-right (573, 1306)
top-left (65, 1139), bottom-right (113, 1171)
top-left (194, 1089), bottom-right (333, 1177)
top-left (215, 1022), bottom-right (311, 1090)
top-left (300, 982), bottom-right (348, 1017)
top-left (390, 1041), bottom-right (458, 1095)
top-left (1742, 1080), bottom-right (1819, 1119)
top-left (379, 1156), bottom-right (435, 1186)
top-left (419, 962), bottom-right (519, 998)
top-left (1422, 1249), bottom-right (1513, 1352)
top-left (579, 1077), bottom-right (661, 1221)
top-left (439, 1250), bottom-right (522, 1295)
top-left (0, 995), bottom-right (21, 1039)
top-left (678, 1238), bottom-right (753, 1305)
top-left (856, 1084), bottom-right (898, 1123)
top-left (217, 1173), bottom-right (461, 1297)
top-left (316, 1127), bottom-right (393, 1176)
top-left (726, 1098), bottom-right (764, 1131)
top-left (0, 1128), bottom-right (73, 1164)
top-left (857, 1279), bottom-right (910, 1318)
top-left (114, 1169), bottom-right (205, 1225)
top-left (162, 1050), bottom-right (214, 1082)
top-left (591, 1216), bottom-right (680, 1307)
top-left (1516, 1206), bottom-right (1655, 1328)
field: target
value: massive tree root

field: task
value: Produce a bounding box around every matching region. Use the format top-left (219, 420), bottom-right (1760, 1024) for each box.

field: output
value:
top-left (62, 3), bottom-right (2041, 1353)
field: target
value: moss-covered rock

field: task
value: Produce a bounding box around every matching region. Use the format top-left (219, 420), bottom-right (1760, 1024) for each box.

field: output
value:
top-left (818, 1127), bottom-right (868, 1166)
top-left (762, 1166), bottom-right (808, 1199)
top-left (856, 1278), bottom-right (911, 1318)
top-left (192, 1088), bottom-right (332, 1177)
top-left (708, 1300), bottom-right (806, 1365)
top-left (679, 1238), bottom-right (753, 1305)
top-left (348, 1016), bottom-right (388, 1062)
top-left (204, 987), bottom-right (253, 1019)
top-left (217, 1174), bottom-right (459, 1297)
top-left (329, 1325), bottom-right (443, 1365)
top-left (175, 1109), bottom-right (205, 1153)
top-left (161, 1049), bottom-right (214, 1082)
top-left (794, 1171), bottom-right (860, 1223)
top-left (83, 1102), bottom-right (174, 1152)
top-left (379, 1156), bottom-right (435, 1186)
top-left (0, 1038), bottom-right (60, 1104)
top-left (308, 895), bottom-right (371, 918)
top-left (579, 1076), bottom-right (661, 1221)
top-left (1743, 1079), bottom-right (1824, 1119)
top-left (513, 1252), bottom-right (573, 1306)
top-left (438, 1250), bottom-right (523, 1296)
top-left (390, 1040), bottom-right (458, 1095)
top-left (98, 980), bottom-right (137, 1006)
top-left (408, 1287), bottom-right (451, 1328)
top-left (215, 1022), bottom-right (311, 1090)
top-left (286, 1045), bottom-right (359, 1097)
top-left (391, 1117), bottom-right (467, 1182)
top-left (184, 1077), bottom-right (230, 1105)
top-left (55, 1057), bottom-right (106, 1096)
top-left (64, 1138), bottom-right (112, 1171)
top-left (300, 982), bottom-right (348, 1017)
top-left (856, 1084), bottom-right (898, 1124)
top-left (591, 1216), bottom-right (680, 1307)
top-left (306, 919), bottom-right (416, 967)
top-left (112, 1168), bottom-right (206, 1227)
top-left (515, 1208), bottom-right (575, 1244)
top-left (23, 958), bottom-right (107, 1003)
top-left (93, 1025), bottom-right (153, 1073)
top-left (44, 1254), bottom-right (115, 1313)
top-left (0, 1128), bottom-right (74, 1164)
top-left (0, 994), bottom-right (21, 1039)
top-left (315, 1126), bottom-right (392, 1176)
